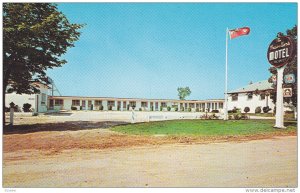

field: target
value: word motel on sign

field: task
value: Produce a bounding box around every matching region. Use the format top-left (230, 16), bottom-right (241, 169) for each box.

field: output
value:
top-left (269, 48), bottom-right (290, 61)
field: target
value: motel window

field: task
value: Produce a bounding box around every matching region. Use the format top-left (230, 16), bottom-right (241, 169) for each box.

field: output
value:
top-left (82, 100), bottom-right (86, 107)
top-left (161, 102), bottom-right (167, 107)
top-left (232, 94), bottom-right (238, 101)
top-left (41, 93), bottom-right (46, 105)
top-left (247, 93), bottom-right (253, 100)
top-left (55, 99), bottom-right (63, 105)
top-left (129, 101), bottom-right (136, 107)
top-left (123, 101), bottom-right (126, 108)
top-left (49, 99), bottom-right (54, 107)
top-left (108, 101), bottom-right (115, 107)
top-left (141, 102), bottom-right (147, 107)
top-left (212, 103), bottom-right (215, 110)
top-left (219, 102), bottom-right (223, 109)
top-left (260, 94), bottom-right (266, 100)
top-left (88, 100), bottom-right (92, 107)
top-left (72, 100), bottom-right (80, 106)
top-left (95, 100), bottom-right (102, 106)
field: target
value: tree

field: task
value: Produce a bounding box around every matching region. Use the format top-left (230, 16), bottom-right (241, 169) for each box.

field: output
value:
top-left (268, 25), bottom-right (297, 111)
top-left (3, 3), bottom-right (84, 95)
top-left (22, 103), bottom-right (32, 112)
top-left (177, 87), bottom-right (191, 100)
top-left (244, 107), bottom-right (250, 114)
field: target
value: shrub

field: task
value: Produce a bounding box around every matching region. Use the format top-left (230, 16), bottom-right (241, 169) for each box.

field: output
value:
top-left (232, 107), bottom-right (237, 113)
top-left (150, 106), bottom-right (154, 111)
top-left (160, 106), bottom-right (163, 111)
top-left (80, 106), bottom-right (83, 110)
top-left (139, 108), bottom-right (142, 111)
top-left (188, 107), bottom-right (191, 112)
top-left (9, 102), bottom-right (15, 108)
top-left (255, 106), bottom-right (262, 114)
top-left (180, 107), bottom-right (184, 111)
top-left (234, 114), bottom-right (241, 120)
top-left (167, 106), bottom-right (171, 111)
top-left (244, 107), bottom-right (250, 114)
top-left (5, 106), bottom-right (10, 112)
top-left (117, 106), bottom-right (120, 111)
top-left (108, 105), bottom-right (112, 111)
top-left (99, 105), bottom-right (103, 110)
top-left (211, 110), bottom-right (219, 113)
top-left (71, 106), bottom-right (77, 110)
top-left (23, 103), bottom-right (32, 112)
top-left (175, 107), bottom-right (178, 112)
top-left (263, 106), bottom-right (271, 113)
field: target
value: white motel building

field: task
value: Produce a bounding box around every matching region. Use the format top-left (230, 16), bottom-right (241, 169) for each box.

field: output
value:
top-left (227, 80), bottom-right (275, 113)
top-left (5, 80), bottom-right (279, 114)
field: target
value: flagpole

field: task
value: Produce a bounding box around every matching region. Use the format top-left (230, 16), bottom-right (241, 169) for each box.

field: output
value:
top-left (224, 28), bottom-right (229, 120)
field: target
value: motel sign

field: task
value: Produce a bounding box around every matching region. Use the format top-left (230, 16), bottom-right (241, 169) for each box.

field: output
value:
top-left (267, 36), bottom-right (295, 68)
top-left (267, 35), bottom-right (296, 129)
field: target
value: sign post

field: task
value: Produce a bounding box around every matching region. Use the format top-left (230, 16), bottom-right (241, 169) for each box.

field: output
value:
top-left (274, 66), bottom-right (285, 128)
top-left (267, 35), bottom-right (295, 129)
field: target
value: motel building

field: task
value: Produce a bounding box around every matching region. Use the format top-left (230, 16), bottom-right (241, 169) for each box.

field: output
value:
top-left (227, 80), bottom-right (275, 114)
top-left (47, 96), bottom-right (224, 113)
top-left (5, 82), bottom-right (224, 113)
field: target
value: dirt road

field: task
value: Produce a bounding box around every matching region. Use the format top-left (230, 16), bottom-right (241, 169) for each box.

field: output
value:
top-left (3, 136), bottom-right (297, 188)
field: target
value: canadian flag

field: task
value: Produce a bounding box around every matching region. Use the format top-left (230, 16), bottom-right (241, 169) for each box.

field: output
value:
top-left (229, 27), bottom-right (250, 39)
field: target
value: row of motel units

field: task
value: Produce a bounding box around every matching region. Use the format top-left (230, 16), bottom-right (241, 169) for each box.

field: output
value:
top-left (5, 80), bottom-right (278, 114)
top-left (48, 96), bottom-right (224, 113)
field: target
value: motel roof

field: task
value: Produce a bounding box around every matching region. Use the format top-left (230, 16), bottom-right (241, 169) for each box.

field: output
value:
top-left (228, 80), bottom-right (273, 94)
top-left (49, 95), bottom-right (224, 103)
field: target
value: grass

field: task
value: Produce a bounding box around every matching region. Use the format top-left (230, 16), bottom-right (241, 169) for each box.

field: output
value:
top-left (111, 119), bottom-right (297, 136)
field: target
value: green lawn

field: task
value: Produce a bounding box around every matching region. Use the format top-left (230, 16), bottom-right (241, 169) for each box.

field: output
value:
top-left (111, 119), bottom-right (297, 136)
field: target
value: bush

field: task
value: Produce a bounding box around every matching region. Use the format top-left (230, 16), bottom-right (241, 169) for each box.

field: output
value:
top-left (22, 103), bottom-right (32, 112)
top-left (232, 107), bottom-right (238, 113)
top-left (234, 114), bottom-right (241, 120)
top-left (255, 106), bottom-right (262, 114)
top-left (150, 106), bottom-right (154, 111)
top-left (167, 106), bottom-right (171, 111)
top-left (263, 106), bottom-right (271, 113)
top-left (108, 105), bottom-right (112, 111)
top-left (80, 106), bottom-right (83, 110)
top-left (211, 110), bottom-right (219, 113)
top-left (160, 106), bottom-right (163, 111)
top-left (175, 107), bottom-right (178, 111)
top-left (5, 106), bottom-right (10, 112)
top-left (71, 106), bottom-right (77, 110)
top-left (99, 105), bottom-right (103, 110)
top-left (244, 107), bottom-right (250, 113)
top-left (139, 108), bottom-right (142, 111)
top-left (188, 107), bottom-right (191, 112)
top-left (180, 107), bottom-right (184, 111)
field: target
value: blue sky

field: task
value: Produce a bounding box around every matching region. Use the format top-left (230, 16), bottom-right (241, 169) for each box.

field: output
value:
top-left (47, 3), bottom-right (297, 100)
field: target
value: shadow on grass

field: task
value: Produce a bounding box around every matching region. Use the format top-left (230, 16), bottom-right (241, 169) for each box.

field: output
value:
top-left (3, 121), bottom-right (129, 135)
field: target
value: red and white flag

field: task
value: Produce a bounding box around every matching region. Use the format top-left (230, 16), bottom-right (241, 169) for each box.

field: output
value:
top-left (229, 27), bottom-right (250, 39)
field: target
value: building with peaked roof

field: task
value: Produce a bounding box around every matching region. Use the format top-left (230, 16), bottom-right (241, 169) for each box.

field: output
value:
top-left (227, 80), bottom-right (274, 114)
